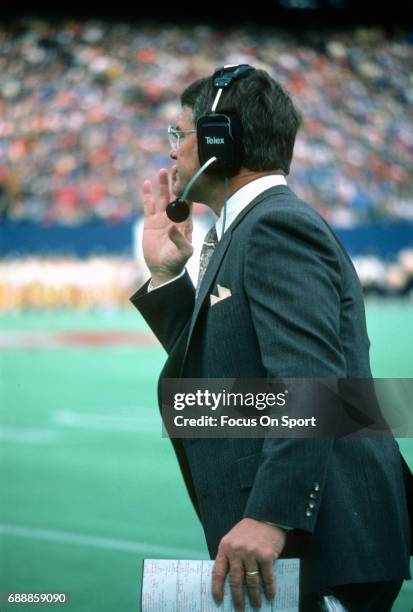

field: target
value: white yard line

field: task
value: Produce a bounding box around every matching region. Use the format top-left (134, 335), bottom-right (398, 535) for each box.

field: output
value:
top-left (52, 410), bottom-right (159, 433)
top-left (0, 412), bottom-right (160, 442)
top-left (0, 427), bottom-right (61, 444)
top-left (0, 523), bottom-right (206, 558)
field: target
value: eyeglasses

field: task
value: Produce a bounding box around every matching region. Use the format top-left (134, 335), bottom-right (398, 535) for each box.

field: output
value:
top-left (167, 125), bottom-right (197, 150)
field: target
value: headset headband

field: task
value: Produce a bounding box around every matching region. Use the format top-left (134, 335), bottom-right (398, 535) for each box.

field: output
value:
top-left (211, 64), bottom-right (256, 112)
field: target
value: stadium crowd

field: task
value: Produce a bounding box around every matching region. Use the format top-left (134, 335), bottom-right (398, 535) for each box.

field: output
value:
top-left (0, 247), bottom-right (411, 312)
top-left (0, 20), bottom-right (412, 310)
top-left (0, 20), bottom-right (412, 226)
top-left (0, 256), bottom-right (142, 311)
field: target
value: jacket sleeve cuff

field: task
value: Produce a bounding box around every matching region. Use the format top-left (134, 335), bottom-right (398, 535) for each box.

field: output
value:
top-left (130, 270), bottom-right (195, 353)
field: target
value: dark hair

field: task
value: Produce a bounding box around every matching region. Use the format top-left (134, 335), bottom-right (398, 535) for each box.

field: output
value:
top-left (181, 69), bottom-right (302, 174)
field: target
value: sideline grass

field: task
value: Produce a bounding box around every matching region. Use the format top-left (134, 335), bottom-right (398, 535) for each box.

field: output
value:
top-left (0, 301), bottom-right (412, 611)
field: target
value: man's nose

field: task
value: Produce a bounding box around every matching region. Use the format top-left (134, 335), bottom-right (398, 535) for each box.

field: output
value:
top-left (170, 149), bottom-right (177, 160)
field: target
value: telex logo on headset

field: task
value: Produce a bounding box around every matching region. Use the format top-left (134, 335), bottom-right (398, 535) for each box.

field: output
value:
top-left (205, 136), bottom-right (225, 145)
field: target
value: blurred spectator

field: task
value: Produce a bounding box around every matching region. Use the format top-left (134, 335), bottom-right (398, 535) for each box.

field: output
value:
top-left (0, 20), bottom-right (411, 225)
top-left (0, 256), bottom-right (142, 311)
top-left (353, 247), bottom-right (413, 298)
top-left (0, 247), bottom-right (412, 313)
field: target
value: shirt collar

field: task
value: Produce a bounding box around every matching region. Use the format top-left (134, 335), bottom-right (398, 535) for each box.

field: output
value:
top-left (215, 174), bottom-right (287, 240)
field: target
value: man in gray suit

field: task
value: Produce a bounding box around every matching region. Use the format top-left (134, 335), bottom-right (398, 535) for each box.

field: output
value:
top-left (131, 65), bottom-right (411, 611)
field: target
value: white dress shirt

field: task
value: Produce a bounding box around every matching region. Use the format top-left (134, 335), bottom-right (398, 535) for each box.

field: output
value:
top-left (148, 174), bottom-right (287, 291)
top-left (215, 173), bottom-right (287, 240)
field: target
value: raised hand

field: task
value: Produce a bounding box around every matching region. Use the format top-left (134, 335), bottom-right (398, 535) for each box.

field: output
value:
top-left (142, 167), bottom-right (194, 287)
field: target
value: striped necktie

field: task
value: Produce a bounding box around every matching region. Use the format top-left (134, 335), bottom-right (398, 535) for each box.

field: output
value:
top-left (196, 225), bottom-right (218, 298)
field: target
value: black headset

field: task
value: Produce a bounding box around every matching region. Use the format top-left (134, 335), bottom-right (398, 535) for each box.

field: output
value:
top-left (166, 63), bottom-right (256, 222)
top-left (197, 63), bottom-right (255, 175)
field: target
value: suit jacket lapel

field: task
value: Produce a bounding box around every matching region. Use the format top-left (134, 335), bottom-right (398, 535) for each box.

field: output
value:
top-left (187, 227), bottom-right (233, 340)
top-left (181, 185), bottom-right (292, 370)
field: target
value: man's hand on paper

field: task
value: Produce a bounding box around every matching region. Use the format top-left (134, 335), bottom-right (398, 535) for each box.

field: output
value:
top-left (211, 518), bottom-right (286, 611)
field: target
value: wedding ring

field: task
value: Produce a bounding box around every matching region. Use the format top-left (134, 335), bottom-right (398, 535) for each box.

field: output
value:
top-left (245, 570), bottom-right (260, 576)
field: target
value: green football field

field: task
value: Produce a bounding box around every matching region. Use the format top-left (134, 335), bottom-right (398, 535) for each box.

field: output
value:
top-left (0, 302), bottom-right (412, 611)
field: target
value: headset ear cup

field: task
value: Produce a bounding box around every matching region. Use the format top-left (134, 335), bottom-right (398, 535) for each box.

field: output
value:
top-left (197, 112), bottom-right (243, 176)
top-left (194, 64), bottom-right (254, 177)
top-left (226, 112), bottom-right (243, 169)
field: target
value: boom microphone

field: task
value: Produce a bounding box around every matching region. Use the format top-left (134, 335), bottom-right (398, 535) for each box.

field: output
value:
top-left (166, 157), bottom-right (217, 222)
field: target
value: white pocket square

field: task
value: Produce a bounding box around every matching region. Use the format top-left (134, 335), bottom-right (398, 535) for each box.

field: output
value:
top-left (210, 285), bottom-right (232, 306)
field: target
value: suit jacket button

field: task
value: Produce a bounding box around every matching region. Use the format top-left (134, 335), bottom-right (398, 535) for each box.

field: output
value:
top-left (306, 508), bottom-right (313, 517)
top-left (309, 492), bottom-right (317, 499)
top-left (313, 482), bottom-right (320, 491)
top-left (308, 501), bottom-right (315, 509)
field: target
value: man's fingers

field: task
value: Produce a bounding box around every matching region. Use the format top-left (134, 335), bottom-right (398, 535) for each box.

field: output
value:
top-left (259, 561), bottom-right (276, 601)
top-left (143, 169), bottom-right (172, 217)
top-left (157, 168), bottom-right (171, 212)
top-left (211, 553), bottom-right (228, 604)
top-left (245, 568), bottom-right (262, 609)
top-left (142, 179), bottom-right (155, 216)
top-left (229, 560), bottom-right (245, 612)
